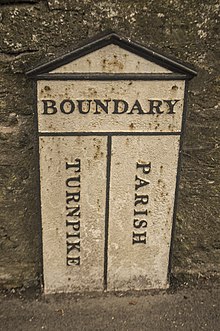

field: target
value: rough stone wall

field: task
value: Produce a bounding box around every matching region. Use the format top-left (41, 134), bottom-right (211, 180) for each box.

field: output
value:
top-left (0, 0), bottom-right (219, 289)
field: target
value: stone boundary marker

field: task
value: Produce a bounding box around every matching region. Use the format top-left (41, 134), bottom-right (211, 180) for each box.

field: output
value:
top-left (27, 32), bottom-right (197, 294)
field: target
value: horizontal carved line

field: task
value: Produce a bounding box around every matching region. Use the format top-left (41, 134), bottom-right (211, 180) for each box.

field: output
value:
top-left (38, 131), bottom-right (181, 136)
top-left (33, 73), bottom-right (188, 81)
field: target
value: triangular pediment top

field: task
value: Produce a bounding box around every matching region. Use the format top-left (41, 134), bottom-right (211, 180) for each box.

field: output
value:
top-left (50, 44), bottom-right (172, 74)
top-left (26, 31), bottom-right (197, 78)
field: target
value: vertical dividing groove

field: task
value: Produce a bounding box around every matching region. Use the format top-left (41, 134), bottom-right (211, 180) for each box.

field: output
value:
top-left (104, 135), bottom-right (112, 290)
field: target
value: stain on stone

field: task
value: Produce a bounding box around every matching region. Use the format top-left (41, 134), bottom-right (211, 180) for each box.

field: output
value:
top-left (172, 85), bottom-right (178, 91)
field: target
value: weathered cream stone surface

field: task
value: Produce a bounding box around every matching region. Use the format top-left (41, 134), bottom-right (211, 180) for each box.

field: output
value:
top-left (51, 44), bottom-right (173, 74)
top-left (108, 135), bottom-right (180, 290)
top-left (37, 80), bottom-right (185, 133)
top-left (37, 39), bottom-right (188, 293)
top-left (39, 136), bottom-right (106, 293)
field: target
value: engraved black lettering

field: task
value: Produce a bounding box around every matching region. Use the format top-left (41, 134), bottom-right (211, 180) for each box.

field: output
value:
top-left (134, 209), bottom-right (148, 216)
top-left (112, 99), bottom-right (128, 114)
top-left (66, 159), bottom-right (81, 172)
top-left (133, 219), bottom-right (148, 229)
top-left (66, 232), bottom-right (80, 239)
top-left (77, 100), bottom-right (92, 114)
top-left (60, 99), bottom-right (75, 114)
top-left (67, 256), bottom-right (80, 266)
top-left (94, 99), bottom-right (111, 114)
top-left (42, 98), bottom-right (182, 116)
top-left (164, 99), bottom-right (180, 114)
top-left (66, 206), bottom-right (80, 218)
top-left (66, 191), bottom-right (80, 204)
top-left (127, 99), bottom-right (145, 114)
top-left (136, 162), bottom-right (151, 174)
top-left (133, 161), bottom-right (151, 245)
top-left (66, 158), bottom-right (81, 266)
top-left (42, 99), bottom-right (57, 115)
top-left (66, 219), bottom-right (80, 231)
top-left (66, 241), bottom-right (80, 254)
top-left (147, 100), bottom-right (163, 114)
top-left (66, 175), bottom-right (80, 188)
top-left (135, 193), bottom-right (149, 206)
top-left (132, 232), bottom-right (146, 244)
top-left (135, 175), bottom-right (150, 190)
